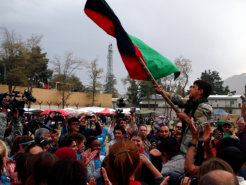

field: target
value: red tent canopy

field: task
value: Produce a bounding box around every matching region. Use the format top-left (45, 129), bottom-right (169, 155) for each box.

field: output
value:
top-left (96, 108), bottom-right (115, 115)
top-left (56, 109), bottom-right (70, 116)
top-left (40, 109), bottom-right (55, 115)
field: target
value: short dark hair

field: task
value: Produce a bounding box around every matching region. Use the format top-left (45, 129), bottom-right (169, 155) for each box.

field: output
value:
top-left (68, 117), bottom-right (79, 126)
top-left (68, 132), bottom-right (85, 143)
top-left (157, 137), bottom-right (180, 158)
top-left (85, 136), bottom-right (98, 150)
top-left (194, 80), bottom-right (212, 98)
top-left (114, 125), bottom-right (126, 135)
top-left (59, 138), bottom-right (75, 148)
top-left (216, 146), bottom-right (244, 174)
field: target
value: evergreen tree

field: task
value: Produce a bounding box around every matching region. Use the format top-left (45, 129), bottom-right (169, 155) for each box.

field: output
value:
top-left (199, 70), bottom-right (230, 95)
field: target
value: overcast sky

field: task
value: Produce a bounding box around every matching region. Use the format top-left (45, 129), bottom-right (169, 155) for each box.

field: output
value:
top-left (1, 0), bottom-right (246, 95)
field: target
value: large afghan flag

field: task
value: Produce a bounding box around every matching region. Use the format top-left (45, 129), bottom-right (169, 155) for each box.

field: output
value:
top-left (84, 0), bottom-right (180, 80)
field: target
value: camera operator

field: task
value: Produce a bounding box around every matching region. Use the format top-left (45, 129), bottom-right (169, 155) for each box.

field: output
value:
top-left (44, 111), bottom-right (64, 130)
top-left (0, 95), bottom-right (23, 153)
top-left (107, 109), bottom-right (137, 143)
top-left (78, 113), bottom-right (102, 139)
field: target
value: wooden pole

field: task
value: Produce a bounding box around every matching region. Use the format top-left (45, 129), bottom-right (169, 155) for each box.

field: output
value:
top-left (137, 57), bottom-right (180, 113)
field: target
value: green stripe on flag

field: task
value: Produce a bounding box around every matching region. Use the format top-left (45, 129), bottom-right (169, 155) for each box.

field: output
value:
top-left (129, 35), bottom-right (180, 80)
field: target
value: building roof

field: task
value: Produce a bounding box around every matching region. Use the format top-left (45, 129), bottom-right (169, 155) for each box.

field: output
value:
top-left (208, 94), bottom-right (244, 100)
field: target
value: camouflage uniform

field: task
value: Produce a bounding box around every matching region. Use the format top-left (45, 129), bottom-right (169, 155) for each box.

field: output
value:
top-left (170, 93), bottom-right (213, 155)
top-left (4, 118), bottom-right (23, 153)
top-left (0, 112), bottom-right (7, 140)
top-left (0, 112), bottom-right (23, 154)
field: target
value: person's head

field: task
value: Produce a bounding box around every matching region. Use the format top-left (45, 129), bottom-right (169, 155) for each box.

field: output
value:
top-left (68, 132), bottom-right (86, 153)
top-left (85, 136), bottom-right (101, 156)
top-left (159, 125), bottom-right (170, 139)
top-left (50, 129), bottom-right (59, 144)
top-left (59, 138), bottom-right (78, 153)
top-left (25, 143), bottom-right (43, 155)
top-left (138, 124), bottom-right (148, 137)
top-left (157, 137), bottom-right (180, 159)
top-left (114, 125), bottom-right (126, 141)
top-left (118, 118), bottom-right (127, 129)
top-left (0, 140), bottom-right (7, 169)
top-left (54, 147), bottom-right (77, 161)
top-left (11, 135), bottom-right (34, 156)
top-left (108, 140), bottom-right (140, 185)
top-left (25, 152), bottom-right (57, 185)
top-left (222, 121), bottom-right (235, 134)
top-left (49, 111), bottom-right (55, 118)
top-left (216, 146), bottom-right (244, 174)
top-left (174, 122), bottom-right (182, 134)
top-left (14, 153), bottom-right (33, 184)
top-left (34, 128), bottom-right (51, 141)
top-left (130, 131), bottom-right (145, 149)
top-left (68, 117), bottom-right (79, 132)
top-left (215, 137), bottom-right (242, 152)
top-left (35, 137), bottom-right (53, 152)
top-left (190, 80), bottom-right (212, 100)
top-left (197, 158), bottom-right (234, 181)
top-left (47, 157), bottom-right (87, 185)
top-left (199, 170), bottom-right (238, 185)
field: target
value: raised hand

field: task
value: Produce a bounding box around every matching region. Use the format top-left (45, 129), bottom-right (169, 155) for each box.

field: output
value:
top-left (189, 117), bottom-right (201, 143)
top-left (160, 176), bottom-right (170, 185)
top-left (81, 148), bottom-right (98, 166)
top-left (88, 177), bottom-right (96, 185)
top-left (6, 159), bottom-right (17, 182)
top-left (101, 167), bottom-right (112, 185)
top-left (203, 122), bottom-right (212, 144)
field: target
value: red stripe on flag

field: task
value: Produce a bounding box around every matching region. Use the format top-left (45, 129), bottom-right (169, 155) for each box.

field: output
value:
top-left (84, 9), bottom-right (115, 37)
top-left (120, 44), bottom-right (148, 80)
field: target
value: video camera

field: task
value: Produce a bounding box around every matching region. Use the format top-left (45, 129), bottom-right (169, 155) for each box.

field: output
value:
top-left (166, 171), bottom-right (197, 185)
top-left (115, 108), bottom-right (125, 120)
top-left (23, 89), bottom-right (37, 102)
top-left (0, 90), bottom-right (36, 115)
top-left (116, 98), bottom-right (126, 108)
top-left (23, 119), bottom-right (55, 136)
top-left (115, 98), bottom-right (126, 121)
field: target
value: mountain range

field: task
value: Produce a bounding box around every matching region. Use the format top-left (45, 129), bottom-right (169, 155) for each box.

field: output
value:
top-left (224, 73), bottom-right (246, 96)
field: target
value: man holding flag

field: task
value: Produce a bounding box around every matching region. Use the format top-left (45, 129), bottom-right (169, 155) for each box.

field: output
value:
top-left (84, 0), bottom-right (212, 165)
top-left (155, 80), bottom-right (213, 165)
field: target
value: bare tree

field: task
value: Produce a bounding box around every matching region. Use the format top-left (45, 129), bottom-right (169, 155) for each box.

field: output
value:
top-left (51, 52), bottom-right (86, 108)
top-left (174, 56), bottom-right (192, 96)
top-left (86, 59), bottom-right (104, 106)
top-left (161, 56), bottom-right (192, 97)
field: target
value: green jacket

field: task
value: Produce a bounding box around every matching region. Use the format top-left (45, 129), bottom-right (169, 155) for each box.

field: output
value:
top-left (170, 93), bottom-right (213, 155)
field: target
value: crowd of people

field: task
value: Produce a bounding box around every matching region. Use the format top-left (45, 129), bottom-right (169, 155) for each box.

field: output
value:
top-left (0, 79), bottom-right (246, 185)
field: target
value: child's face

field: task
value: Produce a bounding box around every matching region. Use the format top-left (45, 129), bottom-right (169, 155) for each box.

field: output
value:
top-left (131, 136), bottom-right (143, 149)
top-left (91, 139), bottom-right (101, 154)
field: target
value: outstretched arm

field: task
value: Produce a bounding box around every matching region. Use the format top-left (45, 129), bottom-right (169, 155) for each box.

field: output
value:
top-left (154, 85), bottom-right (170, 98)
top-left (184, 118), bottom-right (200, 176)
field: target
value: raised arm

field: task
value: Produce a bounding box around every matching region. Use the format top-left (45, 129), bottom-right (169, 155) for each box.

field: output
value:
top-left (184, 118), bottom-right (200, 176)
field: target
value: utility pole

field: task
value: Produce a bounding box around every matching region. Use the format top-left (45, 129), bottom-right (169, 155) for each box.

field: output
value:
top-left (105, 44), bottom-right (113, 93)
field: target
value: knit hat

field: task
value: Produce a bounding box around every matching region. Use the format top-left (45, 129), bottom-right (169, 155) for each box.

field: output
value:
top-left (54, 147), bottom-right (77, 160)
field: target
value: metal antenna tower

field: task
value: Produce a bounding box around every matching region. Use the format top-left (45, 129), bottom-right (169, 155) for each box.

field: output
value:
top-left (105, 43), bottom-right (113, 93)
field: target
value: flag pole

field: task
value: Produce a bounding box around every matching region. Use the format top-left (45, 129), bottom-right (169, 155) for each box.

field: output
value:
top-left (137, 57), bottom-right (180, 113)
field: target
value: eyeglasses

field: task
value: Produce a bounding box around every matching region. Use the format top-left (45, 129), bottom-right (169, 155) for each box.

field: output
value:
top-left (176, 126), bottom-right (182, 129)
